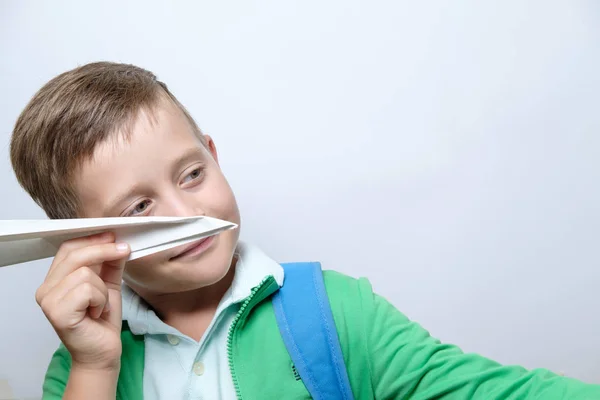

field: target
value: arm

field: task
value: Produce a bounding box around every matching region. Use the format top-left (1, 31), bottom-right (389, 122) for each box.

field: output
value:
top-left (65, 366), bottom-right (119, 400)
top-left (38, 233), bottom-right (130, 400)
top-left (43, 344), bottom-right (119, 400)
top-left (360, 281), bottom-right (600, 399)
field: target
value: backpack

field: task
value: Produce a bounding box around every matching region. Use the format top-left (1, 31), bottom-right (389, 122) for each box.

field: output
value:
top-left (272, 262), bottom-right (355, 400)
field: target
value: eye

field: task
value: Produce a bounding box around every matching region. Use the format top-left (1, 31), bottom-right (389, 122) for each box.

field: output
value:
top-left (128, 199), bottom-right (151, 216)
top-left (181, 168), bottom-right (203, 184)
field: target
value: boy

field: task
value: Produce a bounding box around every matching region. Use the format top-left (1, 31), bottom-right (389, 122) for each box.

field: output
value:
top-left (9, 62), bottom-right (600, 399)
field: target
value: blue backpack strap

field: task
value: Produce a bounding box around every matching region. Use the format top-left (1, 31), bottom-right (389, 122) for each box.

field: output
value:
top-left (272, 262), bottom-right (354, 400)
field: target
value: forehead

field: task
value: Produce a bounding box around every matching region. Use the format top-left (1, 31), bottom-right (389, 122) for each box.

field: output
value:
top-left (73, 101), bottom-right (206, 216)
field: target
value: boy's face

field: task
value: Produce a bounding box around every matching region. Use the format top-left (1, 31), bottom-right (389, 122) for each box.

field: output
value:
top-left (73, 99), bottom-right (241, 297)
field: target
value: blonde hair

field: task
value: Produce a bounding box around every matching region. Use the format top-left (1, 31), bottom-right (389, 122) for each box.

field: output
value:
top-left (10, 61), bottom-right (204, 219)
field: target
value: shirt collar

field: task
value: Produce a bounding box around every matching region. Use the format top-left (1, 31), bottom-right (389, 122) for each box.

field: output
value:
top-left (121, 241), bottom-right (284, 336)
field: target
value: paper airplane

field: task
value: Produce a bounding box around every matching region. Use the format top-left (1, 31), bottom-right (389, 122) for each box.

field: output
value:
top-left (0, 216), bottom-right (237, 268)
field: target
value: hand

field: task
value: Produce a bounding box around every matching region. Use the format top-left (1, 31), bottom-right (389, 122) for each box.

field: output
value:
top-left (35, 231), bottom-right (130, 372)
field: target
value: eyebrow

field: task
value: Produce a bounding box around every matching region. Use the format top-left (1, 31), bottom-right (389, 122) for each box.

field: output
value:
top-left (101, 148), bottom-right (205, 216)
top-left (170, 148), bottom-right (205, 177)
top-left (102, 182), bottom-right (147, 217)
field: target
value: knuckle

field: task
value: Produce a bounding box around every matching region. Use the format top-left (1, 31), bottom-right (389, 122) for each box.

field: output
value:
top-left (78, 266), bottom-right (94, 281)
top-left (62, 251), bottom-right (78, 266)
top-left (101, 283), bottom-right (109, 298)
top-left (34, 287), bottom-right (44, 305)
top-left (40, 300), bottom-right (60, 326)
top-left (60, 240), bottom-right (77, 249)
top-left (57, 240), bottom-right (78, 254)
top-left (66, 249), bottom-right (91, 268)
top-left (46, 308), bottom-right (59, 323)
top-left (48, 312), bottom-right (67, 330)
top-left (38, 296), bottom-right (50, 312)
top-left (80, 282), bottom-right (94, 296)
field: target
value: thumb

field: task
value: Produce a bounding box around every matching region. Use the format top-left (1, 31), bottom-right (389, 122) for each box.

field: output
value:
top-left (99, 247), bottom-right (130, 290)
top-left (105, 286), bottom-right (124, 329)
top-left (99, 254), bottom-right (128, 329)
top-left (100, 256), bottom-right (128, 329)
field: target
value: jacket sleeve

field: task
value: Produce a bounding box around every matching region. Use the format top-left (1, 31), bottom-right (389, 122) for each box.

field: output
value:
top-left (42, 343), bottom-right (71, 400)
top-left (358, 279), bottom-right (600, 400)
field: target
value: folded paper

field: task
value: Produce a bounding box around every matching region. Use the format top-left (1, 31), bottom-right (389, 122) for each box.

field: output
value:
top-left (0, 216), bottom-right (237, 268)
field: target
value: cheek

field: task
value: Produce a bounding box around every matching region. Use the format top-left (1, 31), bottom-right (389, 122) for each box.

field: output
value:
top-left (221, 186), bottom-right (241, 224)
top-left (123, 256), bottom-right (162, 282)
top-left (201, 176), bottom-right (240, 220)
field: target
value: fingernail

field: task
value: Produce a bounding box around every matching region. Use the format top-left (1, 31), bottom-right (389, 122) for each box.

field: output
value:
top-left (104, 302), bottom-right (111, 312)
top-left (116, 243), bottom-right (129, 252)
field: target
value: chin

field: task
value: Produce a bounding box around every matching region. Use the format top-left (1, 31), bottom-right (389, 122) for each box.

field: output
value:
top-left (126, 258), bottom-right (234, 295)
top-left (187, 248), bottom-right (235, 280)
top-left (125, 229), bottom-right (240, 295)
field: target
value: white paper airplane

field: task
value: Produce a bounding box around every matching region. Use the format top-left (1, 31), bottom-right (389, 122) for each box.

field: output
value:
top-left (0, 216), bottom-right (237, 268)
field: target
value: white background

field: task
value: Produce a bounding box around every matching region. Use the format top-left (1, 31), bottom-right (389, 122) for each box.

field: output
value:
top-left (1, 0), bottom-right (599, 398)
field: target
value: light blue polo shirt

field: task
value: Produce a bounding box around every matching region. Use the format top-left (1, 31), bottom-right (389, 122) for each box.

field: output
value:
top-left (121, 241), bottom-right (284, 400)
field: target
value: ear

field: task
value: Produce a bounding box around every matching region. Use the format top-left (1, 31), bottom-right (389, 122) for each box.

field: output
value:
top-left (203, 134), bottom-right (219, 164)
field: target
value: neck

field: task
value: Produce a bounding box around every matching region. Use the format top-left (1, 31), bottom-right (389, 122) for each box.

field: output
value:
top-left (140, 261), bottom-right (237, 342)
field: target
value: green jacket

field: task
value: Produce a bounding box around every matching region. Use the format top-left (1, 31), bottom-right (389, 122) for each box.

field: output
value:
top-left (43, 270), bottom-right (600, 399)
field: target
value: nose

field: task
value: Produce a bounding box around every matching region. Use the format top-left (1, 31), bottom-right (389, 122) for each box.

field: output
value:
top-left (158, 190), bottom-right (205, 218)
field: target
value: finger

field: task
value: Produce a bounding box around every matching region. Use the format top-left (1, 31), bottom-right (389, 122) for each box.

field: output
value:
top-left (45, 242), bottom-right (131, 289)
top-left (37, 264), bottom-right (102, 303)
top-left (69, 281), bottom-right (108, 321)
top-left (49, 231), bottom-right (116, 276)
top-left (99, 254), bottom-right (129, 290)
top-left (46, 282), bottom-right (108, 330)
top-left (104, 286), bottom-right (122, 328)
top-left (43, 267), bottom-right (109, 309)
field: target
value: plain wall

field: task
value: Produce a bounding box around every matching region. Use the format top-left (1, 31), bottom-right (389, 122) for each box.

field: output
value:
top-left (1, 0), bottom-right (599, 398)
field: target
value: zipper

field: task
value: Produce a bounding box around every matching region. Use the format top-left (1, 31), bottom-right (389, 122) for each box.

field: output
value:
top-left (227, 276), bottom-right (278, 400)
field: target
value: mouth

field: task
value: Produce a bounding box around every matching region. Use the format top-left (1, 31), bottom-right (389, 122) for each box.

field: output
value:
top-left (169, 235), bottom-right (215, 261)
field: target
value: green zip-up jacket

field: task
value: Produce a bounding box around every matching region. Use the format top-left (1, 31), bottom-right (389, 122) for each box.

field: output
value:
top-left (43, 270), bottom-right (600, 399)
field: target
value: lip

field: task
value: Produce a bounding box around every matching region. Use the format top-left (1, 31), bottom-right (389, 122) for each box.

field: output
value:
top-left (169, 235), bottom-right (215, 261)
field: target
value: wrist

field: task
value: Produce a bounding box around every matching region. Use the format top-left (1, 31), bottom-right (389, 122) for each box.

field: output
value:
top-left (65, 363), bottom-right (120, 400)
top-left (71, 360), bottom-right (121, 376)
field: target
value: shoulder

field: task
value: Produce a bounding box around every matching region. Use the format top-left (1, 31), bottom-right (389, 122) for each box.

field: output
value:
top-left (320, 269), bottom-right (378, 342)
top-left (320, 269), bottom-right (372, 339)
top-left (319, 269), bottom-right (380, 396)
top-left (322, 268), bottom-right (410, 335)
top-left (322, 269), bottom-right (376, 308)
